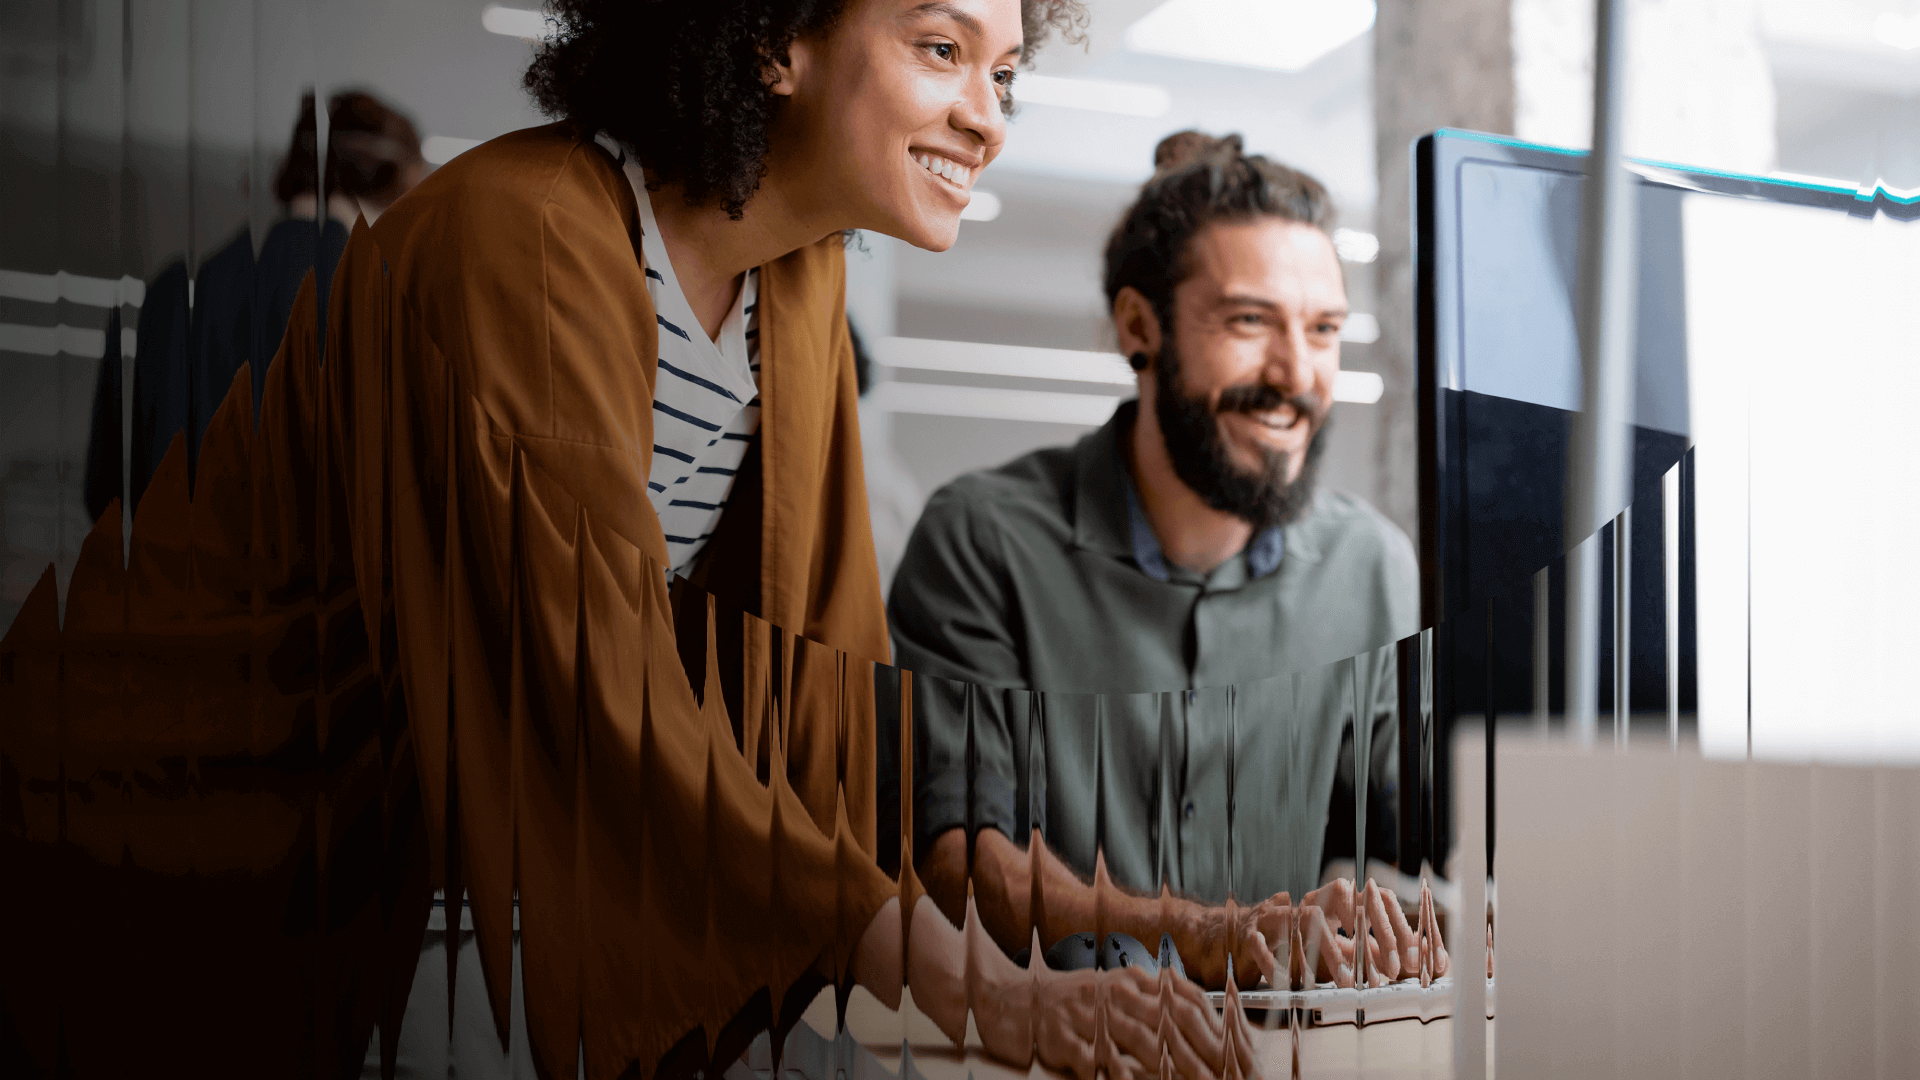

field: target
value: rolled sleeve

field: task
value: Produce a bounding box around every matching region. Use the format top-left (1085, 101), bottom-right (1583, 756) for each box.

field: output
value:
top-left (889, 483), bottom-right (1026, 863)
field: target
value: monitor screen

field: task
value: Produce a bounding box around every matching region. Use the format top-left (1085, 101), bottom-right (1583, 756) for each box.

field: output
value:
top-left (1416, 129), bottom-right (1920, 761)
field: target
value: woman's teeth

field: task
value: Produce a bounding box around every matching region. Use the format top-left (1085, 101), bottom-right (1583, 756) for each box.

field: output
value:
top-left (914, 153), bottom-right (972, 188)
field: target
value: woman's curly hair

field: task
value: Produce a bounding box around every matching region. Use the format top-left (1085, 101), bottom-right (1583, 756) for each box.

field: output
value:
top-left (525, 0), bottom-right (1087, 219)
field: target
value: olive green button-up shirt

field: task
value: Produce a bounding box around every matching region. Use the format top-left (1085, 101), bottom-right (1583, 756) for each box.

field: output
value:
top-left (888, 402), bottom-right (1420, 902)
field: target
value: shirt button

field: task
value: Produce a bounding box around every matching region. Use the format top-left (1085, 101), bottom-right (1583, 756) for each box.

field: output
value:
top-left (1184, 800), bottom-right (1196, 819)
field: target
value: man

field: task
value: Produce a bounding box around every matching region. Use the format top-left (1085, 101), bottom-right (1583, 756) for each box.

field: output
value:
top-left (890, 132), bottom-right (1438, 990)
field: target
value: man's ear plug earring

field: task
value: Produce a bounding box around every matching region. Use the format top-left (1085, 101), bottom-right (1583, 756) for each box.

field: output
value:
top-left (1128, 351), bottom-right (1150, 372)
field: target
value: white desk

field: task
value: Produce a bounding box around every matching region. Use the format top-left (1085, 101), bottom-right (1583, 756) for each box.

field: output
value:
top-left (773, 985), bottom-right (1489, 1080)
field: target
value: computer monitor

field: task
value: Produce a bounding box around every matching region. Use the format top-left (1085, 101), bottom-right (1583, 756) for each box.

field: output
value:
top-left (1416, 128), bottom-right (1920, 759)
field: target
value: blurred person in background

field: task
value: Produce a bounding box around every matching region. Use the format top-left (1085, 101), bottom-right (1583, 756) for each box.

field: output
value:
top-left (267, 89), bottom-right (430, 356)
top-left (87, 89), bottom-right (427, 522)
top-left (320, 89), bottom-right (431, 226)
top-left (891, 131), bottom-right (1444, 993)
top-left (261, 88), bottom-right (429, 379)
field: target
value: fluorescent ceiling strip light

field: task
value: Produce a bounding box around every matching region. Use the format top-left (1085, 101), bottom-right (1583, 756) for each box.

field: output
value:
top-left (0, 323), bottom-right (140, 359)
top-left (871, 375), bottom-right (1382, 424)
top-left (481, 4), bottom-right (554, 41)
top-left (874, 338), bottom-right (1385, 406)
top-left (868, 382), bottom-right (1123, 426)
top-left (874, 337), bottom-right (1135, 385)
top-left (423, 136), bottom-right (484, 165)
top-left (1875, 12), bottom-right (1920, 50)
top-left (961, 189), bottom-right (1002, 222)
top-left (0, 269), bottom-right (145, 308)
top-left (1333, 369), bottom-right (1383, 404)
top-left (1333, 227), bottom-right (1378, 264)
top-left (1014, 74), bottom-right (1171, 117)
top-left (1340, 313), bottom-right (1380, 344)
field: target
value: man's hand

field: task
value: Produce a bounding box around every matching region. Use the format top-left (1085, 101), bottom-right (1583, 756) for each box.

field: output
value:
top-left (1301, 878), bottom-right (1433, 987)
top-left (1219, 878), bottom-right (1445, 989)
top-left (1180, 889), bottom-right (1330, 990)
top-left (1212, 891), bottom-right (1353, 990)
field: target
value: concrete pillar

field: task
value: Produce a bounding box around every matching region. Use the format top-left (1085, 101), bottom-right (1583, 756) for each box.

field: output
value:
top-left (1371, 0), bottom-right (1517, 546)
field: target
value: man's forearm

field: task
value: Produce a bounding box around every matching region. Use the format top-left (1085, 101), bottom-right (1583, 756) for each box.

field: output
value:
top-left (921, 826), bottom-right (1035, 951)
top-left (921, 827), bottom-right (1210, 968)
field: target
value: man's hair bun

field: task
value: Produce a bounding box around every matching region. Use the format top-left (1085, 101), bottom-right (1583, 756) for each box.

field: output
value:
top-left (1152, 130), bottom-right (1243, 174)
top-left (1105, 130), bottom-right (1336, 331)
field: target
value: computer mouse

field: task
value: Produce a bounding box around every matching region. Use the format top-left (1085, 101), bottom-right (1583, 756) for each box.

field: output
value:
top-left (1099, 932), bottom-right (1160, 977)
top-left (1045, 932), bottom-right (1099, 971)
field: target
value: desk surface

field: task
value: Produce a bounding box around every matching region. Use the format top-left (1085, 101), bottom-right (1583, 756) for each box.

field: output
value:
top-left (797, 987), bottom-right (1487, 1080)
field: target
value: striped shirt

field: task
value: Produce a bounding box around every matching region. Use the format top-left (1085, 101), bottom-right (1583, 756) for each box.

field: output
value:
top-left (596, 134), bottom-right (760, 578)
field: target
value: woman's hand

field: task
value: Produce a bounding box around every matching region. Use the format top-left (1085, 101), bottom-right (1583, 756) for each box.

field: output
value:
top-left (890, 893), bottom-right (1265, 1079)
top-left (983, 927), bottom-right (1248, 1080)
top-left (1418, 881), bottom-right (1450, 983)
top-left (1219, 962), bottom-right (1266, 1080)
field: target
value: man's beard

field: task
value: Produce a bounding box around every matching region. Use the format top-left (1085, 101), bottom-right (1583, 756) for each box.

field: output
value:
top-left (1153, 336), bottom-right (1327, 532)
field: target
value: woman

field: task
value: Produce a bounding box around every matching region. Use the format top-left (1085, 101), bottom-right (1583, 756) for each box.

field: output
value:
top-left (320, 0), bottom-right (1255, 1077)
top-left (0, 1), bottom-right (1250, 1075)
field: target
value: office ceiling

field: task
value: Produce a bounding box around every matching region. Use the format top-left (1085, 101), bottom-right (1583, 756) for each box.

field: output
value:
top-left (290, 0), bottom-right (1911, 349)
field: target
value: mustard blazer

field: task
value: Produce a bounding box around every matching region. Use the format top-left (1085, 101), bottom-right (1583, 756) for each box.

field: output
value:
top-left (0, 124), bottom-right (902, 1080)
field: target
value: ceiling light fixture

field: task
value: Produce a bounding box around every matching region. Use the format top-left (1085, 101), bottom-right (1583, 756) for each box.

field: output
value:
top-left (481, 4), bottom-right (554, 41)
top-left (874, 338), bottom-right (1133, 385)
top-left (871, 337), bottom-right (1388, 405)
top-left (1125, 0), bottom-right (1376, 72)
top-left (868, 383), bottom-right (1123, 426)
top-left (1014, 74), bottom-right (1172, 117)
top-left (1333, 369), bottom-right (1384, 404)
top-left (1874, 12), bottom-right (1920, 50)
top-left (0, 269), bottom-right (145, 307)
top-left (1339, 313), bottom-right (1380, 345)
top-left (1333, 227), bottom-right (1379, 263)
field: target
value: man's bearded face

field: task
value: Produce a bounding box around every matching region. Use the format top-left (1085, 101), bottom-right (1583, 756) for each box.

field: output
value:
top-left (1153, 327), bottom-right (1328, 532)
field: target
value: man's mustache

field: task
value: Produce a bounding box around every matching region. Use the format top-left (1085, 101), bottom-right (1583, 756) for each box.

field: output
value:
top-left (1214, 382), bottom-right (1323, 419)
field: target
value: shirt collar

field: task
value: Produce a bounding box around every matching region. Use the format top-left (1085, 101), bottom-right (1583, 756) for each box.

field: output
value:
top-left (1119, 473), bottom-right (1173, 582)
top-left (594, 132), bottom-right (759, 397)
top-left (1076, 401), bottom-right (1285, 583)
